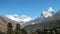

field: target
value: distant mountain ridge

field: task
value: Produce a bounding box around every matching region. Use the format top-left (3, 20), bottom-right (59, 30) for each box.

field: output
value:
top-left (5, 14), bottom-right (32, 22)
top-left (5, 14), bottom-right (32, 27)
top-left (55, 10), bottom-right (60, 16)
top-left (1, 7), bottom-right (54, 27)
top-left (0, 7), bottom-right (60, 33)
top-left (24, 10), bottom-right (60, 32)
top-left (25, 7), bottom-right (55, 25)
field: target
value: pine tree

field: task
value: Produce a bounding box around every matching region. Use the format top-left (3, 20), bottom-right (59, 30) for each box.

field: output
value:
top-left (21, 28), bottom-right (27, 34)
top-left (15, 23), bottom-right (21, 34)
top-left (36, 29), bottom-right (41, 34)
top-left (6, 22), bottom-right (14, 34)
top-left (30, 31), bottom-right (37, 34)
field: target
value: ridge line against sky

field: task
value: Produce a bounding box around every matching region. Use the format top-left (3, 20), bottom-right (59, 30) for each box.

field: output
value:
top-left (0, 0), bottom-right (60, 18)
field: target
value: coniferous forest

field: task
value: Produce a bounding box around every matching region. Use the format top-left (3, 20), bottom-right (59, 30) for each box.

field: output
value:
top-left (3, 22), bottom-right (59, 34)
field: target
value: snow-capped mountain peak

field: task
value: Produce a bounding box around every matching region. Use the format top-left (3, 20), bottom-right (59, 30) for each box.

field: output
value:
top-left (42, 7), bottom-right (54, 18)
top-left (5, 14), bottom-right (32, 22)
top-left (48, 7), bottom-right (54, 12)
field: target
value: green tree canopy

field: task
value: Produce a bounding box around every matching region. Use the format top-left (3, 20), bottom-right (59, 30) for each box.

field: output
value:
top-left (15, 23), bottom-right (22, 34)
top-left (6, 22), bottom-right (14, 34)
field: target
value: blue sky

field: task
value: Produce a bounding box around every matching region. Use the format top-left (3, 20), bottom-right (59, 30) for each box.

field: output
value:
top-left (0, 0), bottom-right (60, 18)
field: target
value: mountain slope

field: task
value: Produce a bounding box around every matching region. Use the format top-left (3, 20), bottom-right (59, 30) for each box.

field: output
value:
top-left (25, 7), bottom-right (55, 26)
top-left (24, 10), bottom-right (60, 32)
top-left (5, 14), bottom-right (32, 27)
top-left (0, 16), bottom-right (7, 33)
top-left (55, 10), bottom-right (60, 16)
